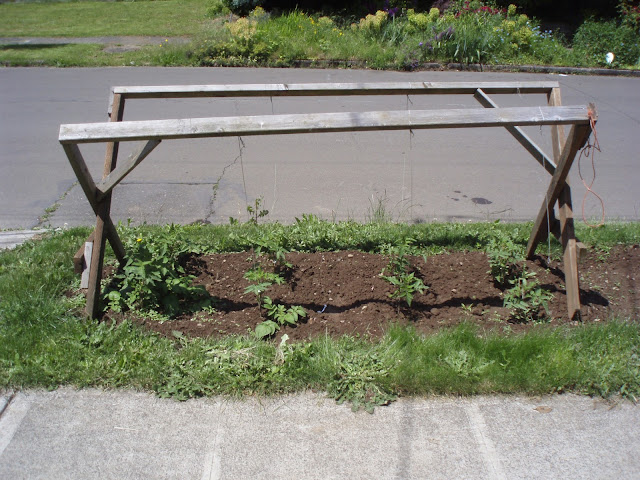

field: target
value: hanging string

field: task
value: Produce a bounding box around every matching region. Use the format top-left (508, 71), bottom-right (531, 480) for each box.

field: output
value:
top-left (578, 113), bottom-right (605, 228)
top-left (237, 136), bottom-right (249, 215)
top-left (406, 94), bottom-right (414, 222)
top-left (409, 129), bottom-right (414, 222)
top-left (541, 128), bottom-right (552, 263)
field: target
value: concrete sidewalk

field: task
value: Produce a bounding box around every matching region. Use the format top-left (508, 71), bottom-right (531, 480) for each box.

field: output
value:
top-left (0, 388), bottom-right (638, 479)
top-left (0, 229), bottom-right (47, 250)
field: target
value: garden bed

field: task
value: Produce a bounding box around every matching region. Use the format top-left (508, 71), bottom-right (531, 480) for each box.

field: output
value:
top-left (116, 244), bottom-right (639, 341)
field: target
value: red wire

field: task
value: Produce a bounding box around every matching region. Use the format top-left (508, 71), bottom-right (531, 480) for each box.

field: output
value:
top-left (578, 113), bottom-right (605, 228)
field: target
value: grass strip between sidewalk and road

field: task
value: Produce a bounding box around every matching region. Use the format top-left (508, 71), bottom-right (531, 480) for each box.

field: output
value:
top-left (0, 0), bottom-right (210, 37)
top-left (1, 221), bottom-right (638, 412)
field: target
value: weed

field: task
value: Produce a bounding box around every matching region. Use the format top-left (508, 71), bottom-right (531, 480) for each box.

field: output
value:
top-left (103, 225), bottom-right (211, 316)
top-left (327, 348), bottom-right (396, 413)
top-left (461, 303), bottom-right (474, 315)
top-left (247, 197), bottom-right (269, 225)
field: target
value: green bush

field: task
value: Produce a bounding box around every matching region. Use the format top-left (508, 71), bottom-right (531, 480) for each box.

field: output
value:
top-left (573, 19), bottom-right (640, 66)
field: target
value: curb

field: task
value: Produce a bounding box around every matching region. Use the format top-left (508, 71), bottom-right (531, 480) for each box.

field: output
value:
top-left (2, 36), bottom-right (639, 76)
top-left (287, 59), bottom-right (640, 77)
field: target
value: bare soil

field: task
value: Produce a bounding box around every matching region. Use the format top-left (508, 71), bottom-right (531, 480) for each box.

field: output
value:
top-left (122, 245), bottom-right (639, 341)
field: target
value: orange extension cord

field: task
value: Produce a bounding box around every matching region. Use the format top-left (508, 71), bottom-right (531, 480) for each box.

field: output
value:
top-left (578, 112), bottom-right (605, 228)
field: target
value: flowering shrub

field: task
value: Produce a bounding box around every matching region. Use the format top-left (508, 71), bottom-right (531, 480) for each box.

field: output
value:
top-left (195, 0), bottom-right (639, 70)
top-left (227, 17), bottom-right (258, 41)
top-left (619, 0), bottom-right (640, 30)
top-left (359, 10), bottom-right (389, 30)
top-left (406, 7), bottom-right (440, 31)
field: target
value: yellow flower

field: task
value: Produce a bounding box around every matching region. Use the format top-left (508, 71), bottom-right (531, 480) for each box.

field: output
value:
top-left (137, 238), bottom-right (142, 242)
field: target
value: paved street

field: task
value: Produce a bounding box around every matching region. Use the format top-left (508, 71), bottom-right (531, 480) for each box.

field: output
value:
top-left (1, 67), bottom-right (639, 229)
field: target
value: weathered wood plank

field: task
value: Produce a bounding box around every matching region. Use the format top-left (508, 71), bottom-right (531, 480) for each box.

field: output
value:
top-left (73, 230), bottom-right (95, 273)
top-left (526, 123), bottom-right (592, 259)
top-left (96, 139), bottom-right (161, 200)
top-left (86, 92), bottom-right (126, 319)
top-left (112, 81), bottom-right (559, 99)
top-left (80, 241), bottom-right (93, 289)
top-left (474, 89), bottom-right (556, 175)
top-left (558, 183), bottom-right (581, 319)
top-left (548, 87), bottom-right (580, 320)
top-left (59, 106), bottom-right (591, 144)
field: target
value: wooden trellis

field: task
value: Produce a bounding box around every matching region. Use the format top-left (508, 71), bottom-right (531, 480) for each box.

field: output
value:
top-left (58, 81), bottom-right (596, 320)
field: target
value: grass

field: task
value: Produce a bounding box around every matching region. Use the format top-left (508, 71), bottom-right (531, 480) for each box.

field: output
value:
top-left (1, 221), bottom-right (639, 411)
top-left (0, 0), bottom-right (210, 37)
top-left (0, 43), bottom-right (190, 67)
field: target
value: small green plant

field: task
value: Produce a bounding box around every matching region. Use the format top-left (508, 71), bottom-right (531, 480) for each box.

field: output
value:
top-left (503, 268), bottom-right (553, 323)
top-left (485, 229), bottom-right (524, 287)
top-left (380, 243), bottom-right (427, 310)
top-left (243, 264), bottom-right (284, 306)
top-left (255, 296), bottom-right (307, 338)
top-left (461, 303), bottom-right (474, 315)
top-left (247, 196), bottom-right (269, 224)
top-left (242, 244), bottom-right (300, 339)
top-left (382, 272), bottom-right (428, 308)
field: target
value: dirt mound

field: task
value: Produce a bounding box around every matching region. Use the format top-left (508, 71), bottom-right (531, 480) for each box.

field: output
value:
top-left (124, 245), bottom-right (639, 340)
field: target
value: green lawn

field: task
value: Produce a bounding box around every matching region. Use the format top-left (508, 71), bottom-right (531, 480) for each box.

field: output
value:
top-left (0, 0), bottom-right (209, 37)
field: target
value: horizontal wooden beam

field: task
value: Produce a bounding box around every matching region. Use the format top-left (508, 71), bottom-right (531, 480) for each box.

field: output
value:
top-left (474, 89), bottom-right (556, 175)
top-left (111, 82), bottom-right (559, 100)
top-left (60, 105), bottom-right (591, 144)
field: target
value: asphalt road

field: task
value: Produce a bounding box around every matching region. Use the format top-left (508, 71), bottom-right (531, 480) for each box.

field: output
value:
top-left (1, 67), bottom-right (639, 229)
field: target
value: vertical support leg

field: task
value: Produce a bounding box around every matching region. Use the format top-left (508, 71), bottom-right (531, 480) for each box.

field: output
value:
top-left (85, 92), bottom-right (125, 319)
top-left (548, 87), bottom-right (581, 320)
top-left (559, 184), bottom-right (581, 320)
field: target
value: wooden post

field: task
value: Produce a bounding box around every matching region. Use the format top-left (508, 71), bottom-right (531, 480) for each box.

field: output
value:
top-left (549, 88), bottom-right (580, 320)
top-left (85, 92), bottom-right (125, 319)
top-left (526, 88), bottom-right (593, 320)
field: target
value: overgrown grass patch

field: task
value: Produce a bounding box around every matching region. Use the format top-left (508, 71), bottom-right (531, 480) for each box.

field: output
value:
top-left (1, 222), bottom-right (638, 411)
top-left (0, 42), bottom-right (197, 67)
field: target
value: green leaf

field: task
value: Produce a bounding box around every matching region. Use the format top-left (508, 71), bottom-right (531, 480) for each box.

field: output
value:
top-left (255, 320), bottom-right (278, 338)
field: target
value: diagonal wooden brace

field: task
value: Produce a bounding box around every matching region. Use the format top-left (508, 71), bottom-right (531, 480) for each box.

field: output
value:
top-left (61, 143), bottom-right (125, 263)
top-left (526, 123), bottom-right (592, 320)
top-left (95, 139), bottom-right (161, 201)
top-left (526, 123), bottom-right (592, 259)
top-left (474, 89), bottom-right (556, 175)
